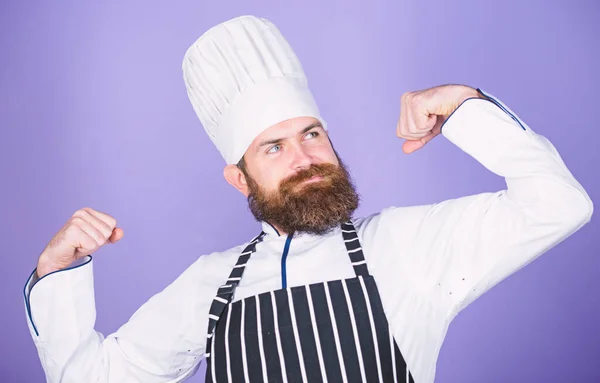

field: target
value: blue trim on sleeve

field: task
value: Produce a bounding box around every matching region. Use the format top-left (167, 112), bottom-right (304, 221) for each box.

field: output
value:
top-left (439, 88), bottom-right (527, 133)
top-left (476, 88), bottom-right (526, 131)
top-left (23, 256), bottom-right (93, 336)
top-left (281, 234), bottom-right (293, 289)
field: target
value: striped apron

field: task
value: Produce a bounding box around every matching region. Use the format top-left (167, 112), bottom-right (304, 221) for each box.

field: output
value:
top-left (204, 221), bottom-right (415, 382)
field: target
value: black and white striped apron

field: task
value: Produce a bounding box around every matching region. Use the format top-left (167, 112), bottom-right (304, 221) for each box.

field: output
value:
top-left (204, 221), bottom-right (415, 382)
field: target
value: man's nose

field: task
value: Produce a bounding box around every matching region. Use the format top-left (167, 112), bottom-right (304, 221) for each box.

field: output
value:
top-left (290, 146), bottom-right (313, 171)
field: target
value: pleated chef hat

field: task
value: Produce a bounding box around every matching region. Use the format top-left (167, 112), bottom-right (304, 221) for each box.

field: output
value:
top-left (182, 15), bottom-right (327, 165)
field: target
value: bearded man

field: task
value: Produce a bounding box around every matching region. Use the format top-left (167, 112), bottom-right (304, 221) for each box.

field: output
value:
top-left (24, 15), bottom-right (593, 383)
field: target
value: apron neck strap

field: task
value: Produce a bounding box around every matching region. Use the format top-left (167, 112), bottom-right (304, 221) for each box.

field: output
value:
top-left (341, 221), bottom-right (370, 278)
top-left (206, 231), bottom-right (265, 337)
top-left (217, 231), bottom-right (265, 300)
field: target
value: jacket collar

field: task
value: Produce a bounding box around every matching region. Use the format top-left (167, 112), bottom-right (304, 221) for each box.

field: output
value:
top-left (261, 221), bottom-right (282, 237)
top-left (260, 221), bottom-right (342, 241)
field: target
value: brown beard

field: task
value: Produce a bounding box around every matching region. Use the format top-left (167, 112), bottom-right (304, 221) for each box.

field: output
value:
top-left (243, 158), bottom-right (360, 235)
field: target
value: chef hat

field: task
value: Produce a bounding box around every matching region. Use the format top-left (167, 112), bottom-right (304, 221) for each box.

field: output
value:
top-left (182, 15), bottom-right (327, 165)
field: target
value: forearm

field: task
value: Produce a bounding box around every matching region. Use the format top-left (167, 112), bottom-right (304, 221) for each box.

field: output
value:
top-left (24, 257), bottom-right (108, 381)
top-left (24, 254), bottom-right (206, 382)
top-left (372, 90), bottom-right (593, 316)
top-left (432, 90), bottom-right (593, 311)
top-left (441, 90), bottom-right (593, 225)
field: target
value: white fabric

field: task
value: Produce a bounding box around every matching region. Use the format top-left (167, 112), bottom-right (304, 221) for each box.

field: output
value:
top-left (23, 94), bottom-right (593, 383)
top-left (182, 15), bottom-right (326, 164)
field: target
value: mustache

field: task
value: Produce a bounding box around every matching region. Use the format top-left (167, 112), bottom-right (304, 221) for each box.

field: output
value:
top-left (279, 163), bottom-right (338, 190)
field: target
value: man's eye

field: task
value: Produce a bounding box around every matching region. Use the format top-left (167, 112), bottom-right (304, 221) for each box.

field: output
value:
top-left (305, 131), bottom-right (319, 139)
top-left (267, 144), bottom-right (281, 154)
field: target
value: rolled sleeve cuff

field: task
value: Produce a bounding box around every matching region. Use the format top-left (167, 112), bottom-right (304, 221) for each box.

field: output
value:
top-left (23, 256), bottom-right (94, 338)
top-left (440, 88), bottom-right (538, 174)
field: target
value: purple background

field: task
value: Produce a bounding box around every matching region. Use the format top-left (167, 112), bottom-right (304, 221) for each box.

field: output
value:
top-left (1, 1), bottom-right (598, 382)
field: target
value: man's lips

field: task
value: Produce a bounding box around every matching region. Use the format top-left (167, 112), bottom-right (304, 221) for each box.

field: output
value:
top-left (290, 175), bottom-right (325, 190)
top-left (302, 175), bottom-right (324, 184)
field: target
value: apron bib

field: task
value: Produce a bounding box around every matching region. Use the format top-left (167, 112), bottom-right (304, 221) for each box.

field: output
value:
top-left (204, 221), bottom-right (415, 382)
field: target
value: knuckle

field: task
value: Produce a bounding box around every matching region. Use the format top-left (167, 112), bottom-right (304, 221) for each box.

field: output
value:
top-left (66, 222), bottom-right (83, 236)
top-left (76, 207), bottom-right (90, 215)
top-left (410, 94), bottom-right (421, 106)
top-left (79, 209), bottom-right (92, 220)
top-left (100, 229), bottom-right (111, 241)
top-left (95, 235), bottom-right (106, 246)
top-left (82, 237), bottom-right (98, 250)
top-left (63, 223), bottom-right (83, 241)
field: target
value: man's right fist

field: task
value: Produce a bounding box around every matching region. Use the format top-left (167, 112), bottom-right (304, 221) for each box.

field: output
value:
top-left (36, 207), bottom-right (124, 278)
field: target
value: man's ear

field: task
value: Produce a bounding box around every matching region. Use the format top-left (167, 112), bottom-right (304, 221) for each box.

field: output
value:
top-left (224, 164), bottom-right (250, 197)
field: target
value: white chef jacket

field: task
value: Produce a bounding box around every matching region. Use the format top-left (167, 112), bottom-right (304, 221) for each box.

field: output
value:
top-left (23, 91), bottom-right (594, 383)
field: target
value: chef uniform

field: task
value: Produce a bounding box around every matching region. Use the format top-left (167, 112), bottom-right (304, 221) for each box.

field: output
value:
top-left (23, 15), bottom-right (593, 383)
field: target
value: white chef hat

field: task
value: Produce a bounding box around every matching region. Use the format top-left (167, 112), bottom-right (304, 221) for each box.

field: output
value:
top-left (182, 15), bottom-right (327, 165)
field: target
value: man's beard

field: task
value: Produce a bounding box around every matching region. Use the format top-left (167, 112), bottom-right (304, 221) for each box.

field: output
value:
top-left (244, 159), bottom-right (360, 236)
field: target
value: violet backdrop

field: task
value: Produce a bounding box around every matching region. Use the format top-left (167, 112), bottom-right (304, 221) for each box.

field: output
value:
top-left (1, 0), bottom-right (598, 382)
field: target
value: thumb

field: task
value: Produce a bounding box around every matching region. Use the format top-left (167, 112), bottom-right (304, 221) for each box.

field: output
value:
top-left (402, 139), bottom-right (424, 154)
top-left (108, 227), bottom-right (124, 244)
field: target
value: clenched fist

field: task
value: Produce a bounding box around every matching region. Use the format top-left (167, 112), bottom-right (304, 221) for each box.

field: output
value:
top-left (36, 207), bottom-right (124, 278)
top-left (397, 84), bottom-right (484, 154)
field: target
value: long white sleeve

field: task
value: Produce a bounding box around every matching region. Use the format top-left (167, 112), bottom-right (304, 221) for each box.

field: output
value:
top-left (353, 90), bottom-right (593, 383)
top-left (439, 90), bottom-right (592, 314)
top-left (364, 89), bottom-right (593, 317)
top-left (23, 255), bottom-right (210, 382)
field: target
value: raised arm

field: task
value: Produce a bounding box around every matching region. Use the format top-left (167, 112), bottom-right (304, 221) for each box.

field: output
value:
top-left (24, 208), bottom-right (208, 382)
top-left (363, 85), bottom-right (593, 316)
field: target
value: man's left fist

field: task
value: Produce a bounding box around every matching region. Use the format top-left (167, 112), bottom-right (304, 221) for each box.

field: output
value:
top-left (397, 84), bottom-right (482, 154)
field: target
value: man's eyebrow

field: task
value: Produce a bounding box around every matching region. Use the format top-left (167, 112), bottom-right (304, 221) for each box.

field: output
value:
top-left (256, 122), bottom-right (323, 151)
